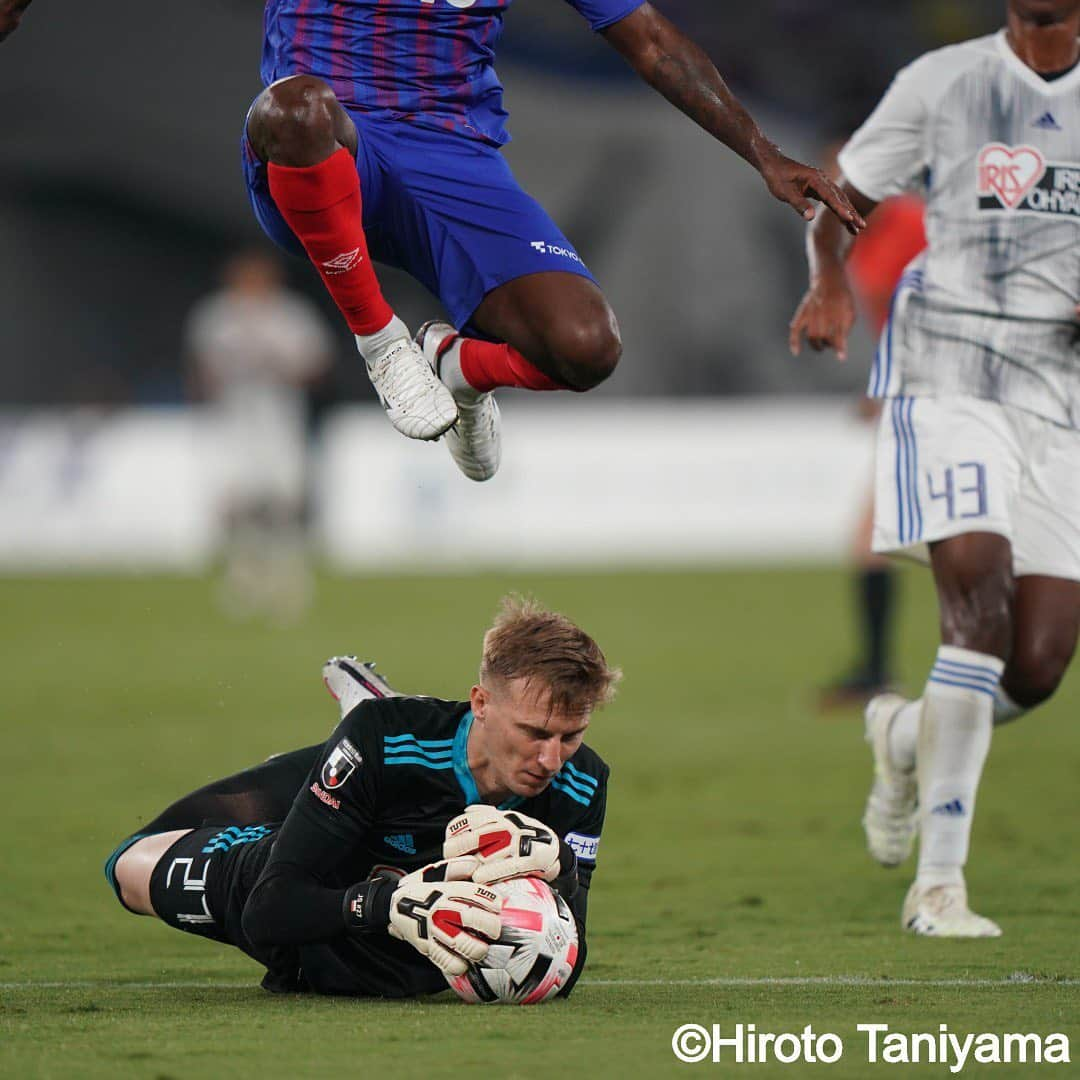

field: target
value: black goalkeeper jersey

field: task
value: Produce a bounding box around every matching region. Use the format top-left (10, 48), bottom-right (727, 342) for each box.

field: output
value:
top-left (229, 695), bottom-right (609, 996)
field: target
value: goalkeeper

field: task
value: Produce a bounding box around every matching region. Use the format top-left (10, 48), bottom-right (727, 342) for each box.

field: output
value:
top-left (103, 597), bottom-right (617, 998)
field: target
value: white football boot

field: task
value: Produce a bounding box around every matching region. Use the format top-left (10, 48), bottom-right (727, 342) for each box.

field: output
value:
top-left (415, 320), bottom-right (501, 482)
top-left (322, 657), bottom-right (401, 719)
top-left (862, 693), bottom-right (918, 867)
top-left (901, 882), bottom-right (1002, 937)
top-left (357, 320), bottom-right (457, 440)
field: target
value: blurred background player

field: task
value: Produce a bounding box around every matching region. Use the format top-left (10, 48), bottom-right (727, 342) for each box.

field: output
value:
top-left (186, 249), bottom-right (332, 623)
top-left (791, 0), bottom-right (1080, 936)
top-left (103, 597), bottom-right (617, 998)
top-left (818, 151), bottom-right (928, 710)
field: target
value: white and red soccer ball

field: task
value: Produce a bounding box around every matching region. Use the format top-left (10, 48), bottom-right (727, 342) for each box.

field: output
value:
top-left (444, 876), bottom-right (578, 1005)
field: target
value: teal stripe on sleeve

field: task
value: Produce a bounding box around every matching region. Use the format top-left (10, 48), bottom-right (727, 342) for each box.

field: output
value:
top-left (383, 745), bottom-right (454, 760)
top-left (550, 777), bottom-right (592, 807)
top-left (383, 755), bottom-right (456, 770)
top-left (384, 734), bottom-right (455, 748)
top-left (562, 761), bottom-right (598, 790)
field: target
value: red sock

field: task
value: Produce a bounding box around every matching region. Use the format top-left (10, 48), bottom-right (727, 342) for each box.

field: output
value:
top-left (267, 148), bottom-right (393, 336)
top-left (458, 339), bottom-right (568, 392)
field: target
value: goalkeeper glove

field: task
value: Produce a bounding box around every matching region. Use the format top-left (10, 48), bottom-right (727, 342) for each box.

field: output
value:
top-left (444, 805), bottom-right (576, 886)
top-left (343, 859), bottom-right (501, 976)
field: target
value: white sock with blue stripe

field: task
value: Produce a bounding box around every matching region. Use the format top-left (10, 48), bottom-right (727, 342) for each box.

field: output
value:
top-left (887, 682), bottom-right (1027, 774)
top-left (916, 645), bottom-right (1004, 889)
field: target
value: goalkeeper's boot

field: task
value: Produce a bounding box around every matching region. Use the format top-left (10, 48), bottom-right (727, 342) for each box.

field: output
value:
top-left (416, 320), bottom-right (501, 482)
top-left (862, 693), bottom-right (918, 867)
top-left (901, 881), bottom-right (1002, 937)
top-left (356, 317), bottom-right (457, 441)
top-left (322, 657), bottom-right (401, 718)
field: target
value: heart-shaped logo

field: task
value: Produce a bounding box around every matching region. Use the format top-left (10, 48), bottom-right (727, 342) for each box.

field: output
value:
top-left (977, 143), bottom-right (1047, 208)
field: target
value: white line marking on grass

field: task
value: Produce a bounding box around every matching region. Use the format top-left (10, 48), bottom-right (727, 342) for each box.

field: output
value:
top-left (582, 976), bottom-right (1080, 988)
top-left (3, 976), bottom-right (1078, 990)
top-left (0, 981), bottom-right (254, 990)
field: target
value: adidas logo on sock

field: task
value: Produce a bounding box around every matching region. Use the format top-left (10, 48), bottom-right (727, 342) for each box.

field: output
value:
top-left (383, 833), bottom-right (417, 854)
top-left (1032, 111), bottom-right (1062, 131)
top-left (931, 798), bottom-right (966, 817)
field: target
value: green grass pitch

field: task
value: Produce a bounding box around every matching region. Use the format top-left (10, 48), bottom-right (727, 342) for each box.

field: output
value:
top-left (2, 568), bottom-right (1077, 1077)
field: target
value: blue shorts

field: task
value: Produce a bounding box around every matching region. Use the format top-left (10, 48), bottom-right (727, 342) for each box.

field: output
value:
top-left (242, 110), bottom-right (596, 330)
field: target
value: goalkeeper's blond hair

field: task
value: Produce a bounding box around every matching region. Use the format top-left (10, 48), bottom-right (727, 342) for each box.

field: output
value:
top-left (479, 595), bottom-right (620, 716)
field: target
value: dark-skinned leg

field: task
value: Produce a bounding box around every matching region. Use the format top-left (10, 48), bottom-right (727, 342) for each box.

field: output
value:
top-left (418, 272), bottom-right (622, 480)
top-left (899, 532), bottom-right (1012, 933)
top-left (247, 75), bottom-right (358, 167)
top-left (246, 76), bottom-right (456, 439)
top-left (247, 76), bottom-right (390, 335)
top-left (467, 272), bottom-right (622, 392)
top-left (882, 532), bottom-right (1014, 775)
top-left (929, 532), bottom-right (1014, 659)
top-left (997, 575), bottom-right (1080, 719)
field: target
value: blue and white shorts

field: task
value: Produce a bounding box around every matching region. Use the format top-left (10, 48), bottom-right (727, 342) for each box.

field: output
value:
top-left (242, 108), bottom-right (596, 332)
top-left (873, 395), bottom-right (1080, 580)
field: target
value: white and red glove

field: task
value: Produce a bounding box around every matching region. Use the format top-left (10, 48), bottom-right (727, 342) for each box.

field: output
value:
top-left (385, 860), bottom-right (501, 976)
top-left (444, 805), bottom-right (572, 885)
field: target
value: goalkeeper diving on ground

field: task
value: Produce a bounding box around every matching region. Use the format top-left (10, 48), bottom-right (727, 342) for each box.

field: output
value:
top-left (103, 597), bottom-right (617, 1002)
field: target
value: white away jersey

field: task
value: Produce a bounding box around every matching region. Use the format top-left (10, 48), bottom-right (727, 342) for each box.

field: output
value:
top-left (839, 31), bottom-right (1080, 428)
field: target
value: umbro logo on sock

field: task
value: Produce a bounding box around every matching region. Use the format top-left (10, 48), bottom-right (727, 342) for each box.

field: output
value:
top-left (323, 248), bottom-right (363, 274)
top-left (384, 833), bottom-right (417, 854)
top-left (1032, 111), bottom-right (1062, 131)
top-left (931, 799), bottom-right (966, 817)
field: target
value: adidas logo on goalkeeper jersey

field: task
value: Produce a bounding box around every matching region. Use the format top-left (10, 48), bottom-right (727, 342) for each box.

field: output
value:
top-left (383, 833), bottom-right (417, 854)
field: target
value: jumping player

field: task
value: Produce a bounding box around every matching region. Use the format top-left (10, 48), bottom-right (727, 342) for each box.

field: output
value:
top-left (0, 0), bottom-right (863, 482)
top-left (790, 0), bottom-right (1080, 936)
top-left (103, 597), bottom-right (617, 996)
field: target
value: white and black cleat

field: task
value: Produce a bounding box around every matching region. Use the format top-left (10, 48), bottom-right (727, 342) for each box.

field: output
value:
top-left (901, 882), bottom-right (1002, 937)
top-left (862, 693), bottom-right (918, 867)
top-left (322, 656), bottom-right (401, 718)
top-left (361, 334), bottom-right (457, 441)
top-left (416, 319), bottom-right (501, 482)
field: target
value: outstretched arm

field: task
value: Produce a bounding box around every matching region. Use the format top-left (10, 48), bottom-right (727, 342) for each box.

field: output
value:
top-left (0, 0), bottom-right (33, 41)
top-left (789, 181), bottom-right (878, 360)
top-left (602, 4), bottom-right (864, 234)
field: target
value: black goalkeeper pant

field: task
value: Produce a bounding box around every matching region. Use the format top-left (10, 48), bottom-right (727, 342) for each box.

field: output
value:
top-left (103, 745), bottom-right (319, 911)
top-left (103, 745), bottom-right (445, 998)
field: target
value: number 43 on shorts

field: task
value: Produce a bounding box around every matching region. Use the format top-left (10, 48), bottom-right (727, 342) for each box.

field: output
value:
top-left (927, 462), bottom-right (988, 521)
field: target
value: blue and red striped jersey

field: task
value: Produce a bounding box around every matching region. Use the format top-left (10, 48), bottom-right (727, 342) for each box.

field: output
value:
top-left (261, 0), bottom-right (645, 146)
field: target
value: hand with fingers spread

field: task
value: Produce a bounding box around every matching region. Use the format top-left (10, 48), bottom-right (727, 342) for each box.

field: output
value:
top-left (758, 147), bottom-right (866, 237)
top-left (445, 804), bottom-right (572, 885)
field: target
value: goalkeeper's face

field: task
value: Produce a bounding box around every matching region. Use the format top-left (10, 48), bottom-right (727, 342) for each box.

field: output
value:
top-left (470, 677), bottom-right (590, 799)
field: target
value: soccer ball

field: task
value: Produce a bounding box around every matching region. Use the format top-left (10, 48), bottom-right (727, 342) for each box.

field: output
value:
top-left (445, 876), bottom-right (579, 1005)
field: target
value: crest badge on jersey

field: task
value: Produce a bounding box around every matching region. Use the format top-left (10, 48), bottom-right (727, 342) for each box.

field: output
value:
top-left (321, 737), bottom-right (362, 791)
